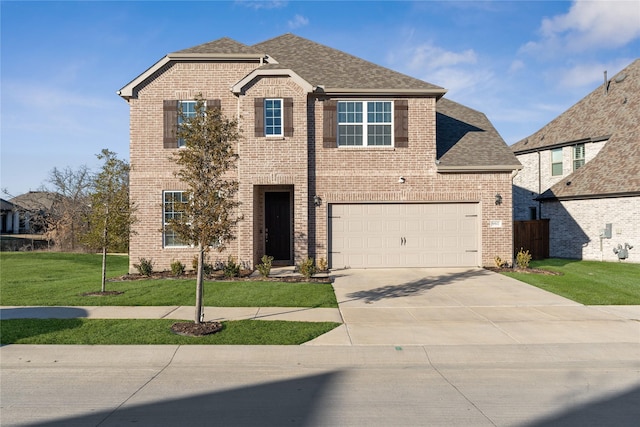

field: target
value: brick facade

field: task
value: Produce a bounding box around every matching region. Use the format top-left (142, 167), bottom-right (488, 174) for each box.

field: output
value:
top-left (544, 197), bottom-right (639, 263)
top-left (126, 59), bottom-right (515, 273)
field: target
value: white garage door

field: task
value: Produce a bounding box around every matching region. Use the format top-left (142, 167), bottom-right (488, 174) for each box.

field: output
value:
top-left (329, 203), bottom-right (478, 268)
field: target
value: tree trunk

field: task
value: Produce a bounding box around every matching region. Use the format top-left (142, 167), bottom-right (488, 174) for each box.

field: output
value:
top-left (195, 244), bottom-right (205, 324)
top-left (101, 245), bottom-right (107, 293)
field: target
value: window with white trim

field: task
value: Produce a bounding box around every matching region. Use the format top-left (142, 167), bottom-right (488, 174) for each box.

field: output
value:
top-left (337, 101), bottom-right (393, 146)
top-left (177, 101), bottom-right (197, 148)
top-left (551, 148), bottom-right (563, 176)
top-left (163, 191), bottom-right (188, 247)
top-left (264, 99), bottom-right (282, 136)
top-left (573, 143), bottom-right (585, 171)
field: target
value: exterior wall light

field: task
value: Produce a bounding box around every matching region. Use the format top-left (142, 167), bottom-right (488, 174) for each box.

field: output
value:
top-left (398, 176), bottom-right (406, 184)
top-left (495, 193), bottom-right (503, 205)
top-left (313, 195), bottom-right (322, 207)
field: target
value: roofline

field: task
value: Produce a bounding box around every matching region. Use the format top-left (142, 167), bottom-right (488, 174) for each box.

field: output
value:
top-left (538, 191), bottom-right (640, 202)
top-left (436, 164), bottom-right (523, 173)
top-left (317, 88), bottom-right (447, 98)
top-left (513, 134), bottom-right (611, 155)
top-left (118, 52), bottom-right (272, 100)
top-left (231, 68), bottom-right (314, 94)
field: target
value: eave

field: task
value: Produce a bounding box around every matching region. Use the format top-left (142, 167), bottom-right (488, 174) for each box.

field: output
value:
top-left (436, 164), bottom-right (523, 173)
top-left (316, 88), bottom-right (447, 99)
top-left (231, 68), bottom-right (314, 95)
top-left (118, 52), bottom-right (272, 100)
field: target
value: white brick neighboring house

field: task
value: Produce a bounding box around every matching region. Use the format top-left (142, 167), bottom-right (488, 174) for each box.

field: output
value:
top-left (118, 34), bottom-right (521, 273)
top-left (512, 59), bottom-right (640, 263)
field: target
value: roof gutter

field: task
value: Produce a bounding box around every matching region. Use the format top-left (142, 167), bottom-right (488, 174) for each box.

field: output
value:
top-left (436, 164), bottom-right (523, 173)
top-left (513, 134), bottom-right (611, 155)
top-left (316, 87), bottom-right (447, 99)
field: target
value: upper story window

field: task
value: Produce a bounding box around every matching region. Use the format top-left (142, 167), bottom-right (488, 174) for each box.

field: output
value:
top-left (177, 101), bottom-right (198, 148)
top-left (573, 143), bottom-right (585, 171)
top-left (337, 101), bottom-right (393, 147)
top-left (163, 191), bottom-right (188, 247)
top-left (551, 148), bottom-right (563, 176)
top-left (264, 99), bottom-right (282, 136)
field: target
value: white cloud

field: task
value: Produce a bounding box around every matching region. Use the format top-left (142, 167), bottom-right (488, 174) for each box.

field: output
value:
top-left (509, 60), bottom-right (525, 74)
top-left (554, 58), bottom-right (635, 89)
top-left (288, 14), bottom-right (309, 29)
top-left (235, 1), bottom-right (287, 10)
top-left (524, 0), bottom-right (640, 54)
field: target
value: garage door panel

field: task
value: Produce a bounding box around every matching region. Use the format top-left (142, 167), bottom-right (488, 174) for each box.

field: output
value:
top-left (329, 203), bottom-right (478, 268)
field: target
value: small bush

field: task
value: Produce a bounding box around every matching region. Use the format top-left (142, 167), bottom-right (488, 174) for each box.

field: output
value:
top-left (256, 255), bottom-right (274, 278)
top-left (298, 257), bottom-right (317, 279)
top-left (192, 255), bottom-right (215, 276)
top-left (223, 256), bottom-right (240, 278)
top-left (134, 258), bottom-right (154, 276)
top-left (317, 257), bottom-right (328, 272)
top-left (170, 260), bottom-right (185, 277)
top-left (494, 256), bottom-right (507, 268)
top-left (515, 248), bottom-right (532, 269)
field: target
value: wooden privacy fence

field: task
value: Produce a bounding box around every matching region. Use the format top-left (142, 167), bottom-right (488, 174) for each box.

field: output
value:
top-left (513, 220), bottom-right (549, 260)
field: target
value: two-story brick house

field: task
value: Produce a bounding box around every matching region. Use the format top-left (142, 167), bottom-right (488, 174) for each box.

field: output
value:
top-left (118, 34), bottom-right (521, 273)
top-left (512, 59), bottom-right (639, 262)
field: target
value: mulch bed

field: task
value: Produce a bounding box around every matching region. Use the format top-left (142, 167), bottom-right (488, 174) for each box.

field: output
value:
top-left (485, 267), bottom-right (562, 275)
top-left (171, 321), bottom-right (223, 337)
top-left (81, 291), bottom-right (125, 296)
top-left (112, 270), bottom-right (332, 283)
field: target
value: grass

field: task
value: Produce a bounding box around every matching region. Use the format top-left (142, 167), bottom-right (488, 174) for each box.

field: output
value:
top-left (0, 252), bottom-right (337, 308)
top-left (0, 319), bottom-right (341, 345)
top-left (502, 258), bottom-right (640, 305)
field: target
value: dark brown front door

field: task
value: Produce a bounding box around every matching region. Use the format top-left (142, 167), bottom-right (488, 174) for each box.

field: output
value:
top-left (265, 192), bottom-right (291, 261)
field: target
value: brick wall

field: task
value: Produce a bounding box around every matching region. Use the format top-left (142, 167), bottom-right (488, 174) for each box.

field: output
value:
top-left (127, 65), bottom-right (515, 272)
top-left (544, 196), bottom-right (640, 263)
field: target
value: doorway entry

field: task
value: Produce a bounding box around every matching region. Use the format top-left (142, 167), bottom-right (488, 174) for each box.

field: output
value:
top-left (265, 191), bottom-right (291, 262)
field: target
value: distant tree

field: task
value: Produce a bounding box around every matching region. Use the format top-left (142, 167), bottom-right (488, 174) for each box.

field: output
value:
top-left (46, 165), bottom-right (93, 250)
top-left (167, 96), bottom-right (241, 324)
top-left (81, 149), bottom-right (135, 292)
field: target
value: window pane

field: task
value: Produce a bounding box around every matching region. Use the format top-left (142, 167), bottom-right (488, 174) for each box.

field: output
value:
top-left (163, 191), bottom-right (187, 246)
top-left (338, 125), bottom-right (363, 146)
top-left (552, 162), bottom-right (563, 176)
top-left (265, 99), bottom-right (282, 136)
top-left (367, 124), bottom-right (392, 146)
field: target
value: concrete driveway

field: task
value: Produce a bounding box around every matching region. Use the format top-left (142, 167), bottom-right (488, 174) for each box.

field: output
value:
top-left (307, 268), bottom-right (640, 346)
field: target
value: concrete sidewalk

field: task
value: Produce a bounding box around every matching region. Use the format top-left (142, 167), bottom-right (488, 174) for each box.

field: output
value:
top-left (2, 268), bottom-right (639, 346)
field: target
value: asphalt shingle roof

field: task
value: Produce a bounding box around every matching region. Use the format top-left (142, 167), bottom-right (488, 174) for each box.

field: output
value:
top-left (169, 33), bottom-right (518, 170)
top-left (512, 59), bottom-right (640, 199)
top-left (436, 98), bottom-right (521, 168)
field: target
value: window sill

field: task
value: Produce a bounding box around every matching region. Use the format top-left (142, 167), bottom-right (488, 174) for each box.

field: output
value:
top-left (337, 146), bottom-right (396, 151)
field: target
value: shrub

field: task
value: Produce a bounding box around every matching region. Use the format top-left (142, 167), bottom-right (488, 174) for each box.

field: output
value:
top-left (256, 255), bottom-right (274, 278)
top-left (192, 255), bottom-right (215, 276)
top-left (223, 256), bottom-right (240, 278)
top-left (133, 258), bottom-right (154, 276)
top-left (515, 248), bottom-right (532, 269)
top-left (494, 256), bottom-right (507, 268)
top-left (317, 257), bottom-right (328, 272)
top-left (298, 257), bottom-right (317, 279)
top-left (170, 260), bottom-right (185, 277)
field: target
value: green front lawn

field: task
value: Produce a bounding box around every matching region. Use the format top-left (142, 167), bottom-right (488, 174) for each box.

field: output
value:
top-left (503, 258), bottom-right (640, 305)
top-left (0, 252), bottom-right (337, 308)
top-left (0, 319), bottom-right (341, 345)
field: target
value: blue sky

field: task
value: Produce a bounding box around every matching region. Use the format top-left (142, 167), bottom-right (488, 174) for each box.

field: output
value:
top-left (2, 0), bottom-right (639, 196)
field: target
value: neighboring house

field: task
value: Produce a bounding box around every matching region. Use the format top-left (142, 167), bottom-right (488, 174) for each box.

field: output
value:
top-left (512, 59), bottom-right (639, 263)
top-left (3, 192), bottom-right (59, 234)
top-left (118, 34), bottom-right (521, 273)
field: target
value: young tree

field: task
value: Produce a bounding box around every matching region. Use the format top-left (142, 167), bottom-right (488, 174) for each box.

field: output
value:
top-left (81, 149), bottom-right (135, 292)
top-left (167, 96), bottom-right (241, 325)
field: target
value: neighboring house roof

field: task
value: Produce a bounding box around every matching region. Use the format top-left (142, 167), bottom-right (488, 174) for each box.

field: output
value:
top-left (10, 191), bottom-right (60, 212)
top-left (512, 59), bottom-right (640, 200)
top-left (1, 198), bottom-right (15, 211)
top-left (174, 37), bottom-right (262, 55)
top-left (436, 98), bottom-right (521, 171)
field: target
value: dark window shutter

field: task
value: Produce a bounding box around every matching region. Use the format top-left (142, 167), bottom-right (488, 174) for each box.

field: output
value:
top-left (323, 100), bottom-right (337, 148)
top-left (206, 99), bottom-right (221, 112)
top-left (284, 98), bottom-right (294, 137)
top-left (394, 100), bottom-right (409, 148)
top-left (163, 100), bottom-right (178, 149)
top-left (254, 98), bottom-right (265, 137)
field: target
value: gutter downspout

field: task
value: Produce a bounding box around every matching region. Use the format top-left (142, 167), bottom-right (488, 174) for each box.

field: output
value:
top-left (537, 151), bottom-right (542, 219)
